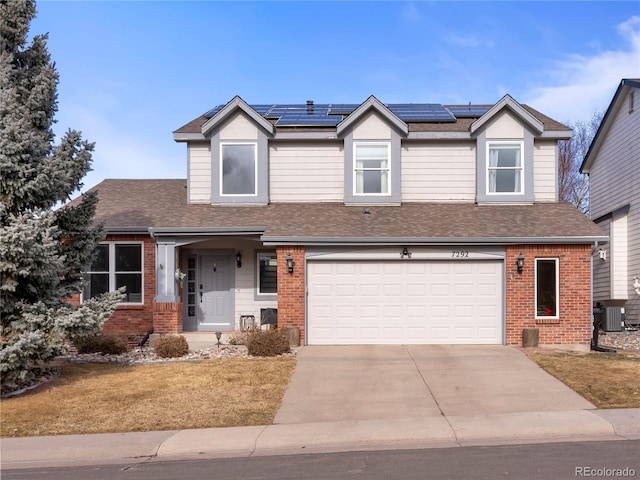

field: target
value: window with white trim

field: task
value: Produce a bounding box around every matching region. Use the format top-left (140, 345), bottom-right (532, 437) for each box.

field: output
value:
top-left (354, 143), bottom-right (390, 195)
top-left (256, 251), bottom-right (277, 296)
top-left (487, 142), bottom-right (523, 194)
top-left (83, 243), bottom-right (143, 304)
top-left (535, 258), bottom-right (558, 318)
top-left (221, 143), bottom-right (257, 195)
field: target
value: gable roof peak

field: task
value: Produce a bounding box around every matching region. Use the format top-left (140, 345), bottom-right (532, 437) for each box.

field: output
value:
top-left (337, 95), bottom-right (408, 136)
top-left (200, 95), bottom-right (274, 136)
top-left (471, 94), bottom-right (544, 135)
top-left (581, 78), bottom-right (640, 173)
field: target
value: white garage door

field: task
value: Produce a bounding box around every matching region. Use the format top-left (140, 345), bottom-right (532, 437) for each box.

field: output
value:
top-left (307, 260), bottom-right (503, 345)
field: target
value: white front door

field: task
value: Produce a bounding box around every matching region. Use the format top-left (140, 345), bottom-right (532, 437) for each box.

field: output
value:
top-left (307, 260), bottom-right (503, 345)
top-left (198, 255), bottom-right (233, 331)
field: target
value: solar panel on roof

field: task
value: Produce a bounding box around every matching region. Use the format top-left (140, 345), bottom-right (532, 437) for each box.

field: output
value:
top-left (328, 104), bottom-right (359, 115)
top-left (250, 105), bottom-right (276, 115)
top-left (387, 104), bottom-right (456, 122)
top-left (205, 101), bottom-right (482, 125)
top-left (446, 105), bottom-right (491, 118)
top-left (263, 105), bottom-right (314, 117)
top-left (388, 103), bottom-right (442, 108)
top-left (204, 105), bottom-right (224, 117)
top-left (276, 114), bottom-right (342, 126)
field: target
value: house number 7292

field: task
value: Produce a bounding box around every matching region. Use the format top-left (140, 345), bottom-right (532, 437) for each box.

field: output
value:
top-left (451, 251), bottom-right (469, 258)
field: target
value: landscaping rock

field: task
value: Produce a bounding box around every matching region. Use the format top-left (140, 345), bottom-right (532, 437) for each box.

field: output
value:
top-left (598, 329), bottom-right (640, 352)
top-left (56, 345), bottom-right (296, 365)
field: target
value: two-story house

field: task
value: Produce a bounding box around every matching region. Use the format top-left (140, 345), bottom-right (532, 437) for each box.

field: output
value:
top-left (580, 79), bottom-right (640, 329)
top-left (77, 94), bottom-right (606, 348)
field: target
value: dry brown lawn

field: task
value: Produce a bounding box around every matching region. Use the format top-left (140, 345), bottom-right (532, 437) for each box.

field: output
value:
top-left (1, 358), bottom-right (295, 438)
top-left (529, 351), bottom-right (640, 409)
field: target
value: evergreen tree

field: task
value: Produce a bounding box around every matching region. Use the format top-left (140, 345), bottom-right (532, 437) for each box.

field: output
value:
top-left (1, 0), bottom-right (123, 393)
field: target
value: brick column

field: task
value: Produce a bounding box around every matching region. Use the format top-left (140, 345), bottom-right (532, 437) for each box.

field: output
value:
top-left (153, 302), bottom-right (183, 334)
top-left (277, 246), bottom-right (305, 344)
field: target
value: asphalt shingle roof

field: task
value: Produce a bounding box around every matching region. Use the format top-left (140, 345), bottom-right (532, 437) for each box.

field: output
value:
top-left (77, 179), bottom-right (605, 243)
top-left (174, 103), bottom-right (570, 135)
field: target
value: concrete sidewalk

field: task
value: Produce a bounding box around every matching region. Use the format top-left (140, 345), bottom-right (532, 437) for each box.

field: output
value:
top-left (2, 409), bottom-right (638, 469)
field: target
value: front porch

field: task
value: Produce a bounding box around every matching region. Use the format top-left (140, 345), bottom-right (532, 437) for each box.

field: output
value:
top-left (151, 230), bottom-right (304, 343)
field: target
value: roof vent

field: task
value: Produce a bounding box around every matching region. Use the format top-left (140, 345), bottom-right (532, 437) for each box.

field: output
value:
top-left (307, 100), bottom-right (314, 114)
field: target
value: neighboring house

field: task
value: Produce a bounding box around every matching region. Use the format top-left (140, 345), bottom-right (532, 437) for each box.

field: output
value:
top-left (580, 78), bottom-right (640, 328)
top-left (73, 94), bottom-right (606, 348)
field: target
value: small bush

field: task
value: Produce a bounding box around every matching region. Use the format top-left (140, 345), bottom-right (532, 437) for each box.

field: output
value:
top-left (246, 328), bottom-right (290, 357)
top-left (154, 335), bottom-right (190, 358)
top-left (227, 333), bottom-right (247, 345)
top-left (75, 334), bottom-right (129, 355)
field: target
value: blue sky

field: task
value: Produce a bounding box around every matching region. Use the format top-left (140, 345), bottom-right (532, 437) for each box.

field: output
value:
top-left (31, 1), bottom-right (640, 192)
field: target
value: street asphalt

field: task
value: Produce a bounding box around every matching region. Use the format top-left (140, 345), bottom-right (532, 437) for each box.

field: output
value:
top-left (2, 346), bottom-right (639, 470)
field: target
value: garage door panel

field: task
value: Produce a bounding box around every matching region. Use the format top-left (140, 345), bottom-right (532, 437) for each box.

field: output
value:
top-left (453, 326), bottom-right (474, 339)
top-left (312, 284), bottom-right (333, 297)
top-left (383, 263), bottom-right (403, 275)
top-left (406, 305), bottom-right (427, 318)
top-left (478, 262), bottom-right (500, 274)
top-left (335, 284), bottom-right (356, 296)
top-left (430, 263), bottom-right (450, 274)
top-left (406, 262), bottom-right (428, 274)
top-left (478, 326), bottom-right (499, 339)
top-left (308, 260), bottom-right (503, 345)
top-left (430, 283), bottom-right (450, 296)
top-left (454, 305), bottom-right (474, 318)
top-left (430, 305), bottom-right (451, 320)
top-left (453, 263), bottom-right (473, 274)
top-left (359, 284), bottom-right (380, 296)
top-left (337, 305), bottom-right (357, 317)
top-left (359, 304), bottom-right (380, 319)
top-left (406, 284), bottom-right (426, 296)
top-left (454, 283), bottom-right (474, 296)
top-left (478, 283), bottom-right (498, 296)
top-left (336, 327), bottom-right (357, 340)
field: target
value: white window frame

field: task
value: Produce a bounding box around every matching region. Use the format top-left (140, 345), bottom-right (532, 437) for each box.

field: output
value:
top-left (220, 142), bottom-right (258, 197)
top-left (535, 257), bottom-right (559, 319)
top-left (353, 142), bottom-right (391, 196)
top-left (486, 141), bottom-right (524, 195)
top-left (256, 250), bottom-right (277, 298)
top-left (83, 241), bottom-right (144, 305)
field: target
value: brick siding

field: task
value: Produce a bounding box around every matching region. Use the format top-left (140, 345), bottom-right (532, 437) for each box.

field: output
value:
top-left (276, 246), bottom-right (305, 344)
top-left (153, 302), bottom-right (183, 334)
top-left (92, 234), bottom-right (157, 337)
top-left (505, 244), bottom-right (592, 346)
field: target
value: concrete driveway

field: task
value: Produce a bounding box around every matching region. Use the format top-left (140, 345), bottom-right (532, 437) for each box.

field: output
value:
top-left (274, 345), bottom-right (595, 424)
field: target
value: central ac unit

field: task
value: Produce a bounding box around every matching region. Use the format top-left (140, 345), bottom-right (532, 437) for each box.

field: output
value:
top-left (602, 307), bottom-right (625, 332)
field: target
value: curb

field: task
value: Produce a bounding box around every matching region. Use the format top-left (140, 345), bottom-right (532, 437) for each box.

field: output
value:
top-left (3, 410), bottom-right (636, 469)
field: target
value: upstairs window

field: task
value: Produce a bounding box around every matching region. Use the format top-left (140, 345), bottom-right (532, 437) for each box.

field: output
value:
top-left (221, 143), bottom-right (257, 196)
top-left (83, 243), bottom-right (143, 304)
top-left (354, 143), bottom-right (390, 195)
top-left (487, 142), bottom-right (523, 194)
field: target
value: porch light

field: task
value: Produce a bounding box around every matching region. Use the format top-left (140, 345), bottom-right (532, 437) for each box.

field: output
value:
top-left (235, 251), bottom-right (242, 268)
top-left (286, 254), bottom-right (295, 274)
top-left (401, 247), bottom-right (412, 259)
top-left (516, 252), bottom-right (525, 273)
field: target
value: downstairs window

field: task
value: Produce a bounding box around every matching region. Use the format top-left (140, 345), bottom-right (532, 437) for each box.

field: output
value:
top-left (535, 258), bottom-right (558, 318)
top-left (83, 243), bottom-right (143, 304)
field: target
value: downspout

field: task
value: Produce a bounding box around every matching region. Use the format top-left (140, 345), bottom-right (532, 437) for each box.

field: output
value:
top-left (590, 240), bottom-right (616, 352)
top-left (590, 242), bottom-right (595, 348)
